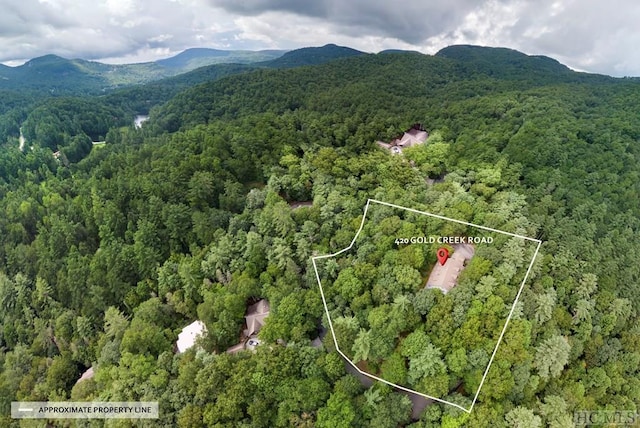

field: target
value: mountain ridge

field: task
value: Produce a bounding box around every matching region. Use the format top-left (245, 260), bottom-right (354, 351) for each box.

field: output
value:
top-left (259, 44), bottom-right (367, 68)
top-left (154, 47), bottom-right (287, 70)
top-left (0, 44), bottom-right (366, 94)
top-left (149, 44), bottom-right (632, 136)
top-left (434, 44), bottom-right (616, 82)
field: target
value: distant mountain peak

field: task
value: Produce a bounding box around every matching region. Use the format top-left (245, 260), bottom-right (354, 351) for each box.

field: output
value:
top-left (435, 44), bottom-right (572, 77)
top-left (263, 44), bottom-right (366, 68)
top-left (436, 44), bottom-right (562, 64)
top-left (156, 48), bottom-right (287, 71)
top-left (24, 54), bottom-right (68, 65)
top-left (378, 49), bottom-right (422, 55)
top-left (156, 48), bottom-right (232, 68)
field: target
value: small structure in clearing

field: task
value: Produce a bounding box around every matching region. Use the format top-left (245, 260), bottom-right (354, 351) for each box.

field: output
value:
top-left (426, 243), bottom-right (475, 294)
top-left (244, 299), bottom-right (270, 337)
top-left (176, 320), bottom-right (207, 353)
top-left (227, 299), bottom-right (271, 354)
top-left (377, 123), bottom-right (429, 155)
top-left (289, 201), bottom-right (313, 209)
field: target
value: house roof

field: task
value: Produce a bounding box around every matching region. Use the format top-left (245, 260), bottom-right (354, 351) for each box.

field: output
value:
top-left (397, 130), bottom-right (428, 147)
top-left (426, 243), bottom-right (475, 294)
top-left (379, 125), bottom-right (429, 153)
top-left (176, 320), bottom-right (207, 353)
top-left (407, 128), bottom-right (428, 139)
top-left (244, 299), bottom-right (270, 337)
top-left (75, 367), bottom-right (94, 385)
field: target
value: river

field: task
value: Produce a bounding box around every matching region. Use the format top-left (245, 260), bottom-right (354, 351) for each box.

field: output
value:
top-left (19, 127), bottom-right (25, 151)
top-left (134, 115), bottom-right (149, 129)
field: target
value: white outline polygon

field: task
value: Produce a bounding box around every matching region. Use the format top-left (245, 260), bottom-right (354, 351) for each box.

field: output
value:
top-left (312, 199), bottom-right (542, 413)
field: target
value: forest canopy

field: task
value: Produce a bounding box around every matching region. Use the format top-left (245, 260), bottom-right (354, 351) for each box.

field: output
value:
top-left (0, 45), bottom-right (639, 427)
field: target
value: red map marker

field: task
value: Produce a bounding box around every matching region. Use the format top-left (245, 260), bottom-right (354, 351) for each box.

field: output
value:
top-left (437, 248), bottom-right (449, 265)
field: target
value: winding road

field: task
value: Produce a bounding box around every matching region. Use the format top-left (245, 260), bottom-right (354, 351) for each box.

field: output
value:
top-left (340, 353), bottom-right (433, 419)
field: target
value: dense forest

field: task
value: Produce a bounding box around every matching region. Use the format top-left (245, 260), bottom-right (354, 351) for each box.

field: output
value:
top-left (0, 44), bottom-right (362, 152)
top-left (0, 49), bottom-right (288, 94)
top-left (0, 45), bottom-right (639, 427)
top-left (316, 199), bottom-right (539, 409)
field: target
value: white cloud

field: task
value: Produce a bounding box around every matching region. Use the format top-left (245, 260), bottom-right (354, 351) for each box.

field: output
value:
top-left (0, 0), bottom-right (241, 63)
top-left (504, 0), bottom-right (640, 75)
top-left (232, 12), bottom-right (428, 54)
top-left (213, 0), bottom-right (640, 76)
top-left (104, 0), bottom-right (139, 17)
top-left (0, 0), bottom-right (638, 75)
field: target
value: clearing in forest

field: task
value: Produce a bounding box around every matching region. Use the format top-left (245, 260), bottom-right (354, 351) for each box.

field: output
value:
top-left (312, 199), bottom-right (541, 413)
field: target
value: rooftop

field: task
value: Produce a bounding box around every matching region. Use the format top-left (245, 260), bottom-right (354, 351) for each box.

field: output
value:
top-left (244, 299), bottom-right (270, 337)
top-left (176, 320), bottom-right (207, 353)
top-left (426, 243), bottom-right (475, 293)
top-left (75, 367), bottom-right (94, 385)
top-left (378, 123), bottom-right (429, 154)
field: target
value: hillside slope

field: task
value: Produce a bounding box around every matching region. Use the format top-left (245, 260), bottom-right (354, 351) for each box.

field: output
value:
top-left (260, 43), bottom-right (367, 68)
top-left (152, 46), bottom-right (620, 133)
top-left (1, 44), bottom-right (639, 426)
top-left (436, 44), bottom-right (614, 83)
top-left (156, 48), bottom-right (286, 70)
top-left (0, 49), bottom-right (281, 94)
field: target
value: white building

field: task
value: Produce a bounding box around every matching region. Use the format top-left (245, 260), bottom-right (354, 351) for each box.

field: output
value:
top-left (176, 320), bottom-right (207, 353)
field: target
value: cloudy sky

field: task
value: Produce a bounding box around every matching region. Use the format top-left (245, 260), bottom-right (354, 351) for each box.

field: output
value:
top-left (1, 0), bottom-right (639, 76)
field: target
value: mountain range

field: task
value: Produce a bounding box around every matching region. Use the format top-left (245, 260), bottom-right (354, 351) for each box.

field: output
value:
top-left (0, 44), bottom-right (370, 94)
top-left (1, 42), bottom-right (616, 98)
top-left (1, 36), bottom-right (639, 427)
top-left (0, 48), bottom-right (287, 94)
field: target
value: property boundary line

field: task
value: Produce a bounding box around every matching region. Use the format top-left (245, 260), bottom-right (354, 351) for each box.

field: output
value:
top-left (311, 198), bottom-right (542, 413)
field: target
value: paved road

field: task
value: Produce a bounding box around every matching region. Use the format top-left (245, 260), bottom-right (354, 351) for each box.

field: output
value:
top-left (341, 354), bottom-right (433, 419)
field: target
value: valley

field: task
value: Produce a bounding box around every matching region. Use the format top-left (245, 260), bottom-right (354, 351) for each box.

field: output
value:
top-left (0, 44), bottom-right (639, 427)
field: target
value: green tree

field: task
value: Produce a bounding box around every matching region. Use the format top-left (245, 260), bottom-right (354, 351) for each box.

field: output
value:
top-left (352, 328), bottom-right (372, 362)
top-left (534, 335), bottom-right (571, 381)
top-left (316, 391), bottom-right (357, 428)
top-left (535, 287), bottom-right (556, 324)
top-left (505, 406), bottom-right (542, 428)
top-left (407, 343), bottom-right (446, 383)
